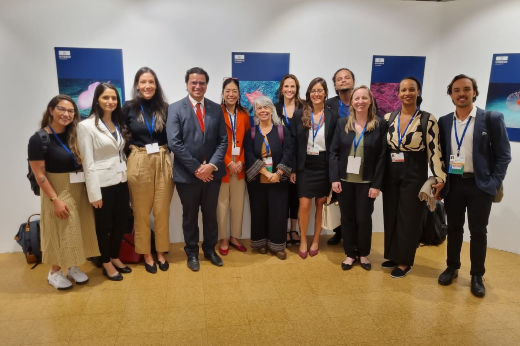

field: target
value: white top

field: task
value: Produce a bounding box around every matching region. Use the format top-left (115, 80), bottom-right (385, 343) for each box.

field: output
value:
top-left (188, 94), bottom-right (205, 123)
top-left (450, 105), bottom-right (476, 173)
top-left (307, 124), bottom-right (326, 152)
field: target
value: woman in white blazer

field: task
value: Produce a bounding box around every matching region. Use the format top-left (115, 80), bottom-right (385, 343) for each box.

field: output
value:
top-left (77, 83), bottom-right (131, 281)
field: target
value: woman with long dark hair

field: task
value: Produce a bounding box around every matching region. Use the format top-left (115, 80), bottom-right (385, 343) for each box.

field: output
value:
top-left (330, 86), bottom-right (387, 271)
top-left (275, 74), bottom-right (304, 245)
top-left (123, 67), bottom-right (174, 274)
top-left (292, 78), bottom-right (339, 259)
top-left (28, 95), bottom-right (100, 289)
top-left (217, 78), bottom-right (250, 255)
top-left (78, 83), bottom-right (131, 281)
top-left (382, 76), bottom-right (446, 278)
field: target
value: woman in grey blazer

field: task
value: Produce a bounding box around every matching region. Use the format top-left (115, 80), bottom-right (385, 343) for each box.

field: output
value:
top-left (77, 83), bottom-right (131, 281)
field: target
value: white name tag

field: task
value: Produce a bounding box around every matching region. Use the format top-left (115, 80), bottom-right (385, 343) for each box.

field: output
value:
top-left (69, 172), bottom-right (85, 183)
top-left (264, 157), bottom-right (273, 173)
top-left (346, 156), bottom-right (361, 174)
top-left (146, 143), bottom-right (160, 154)
top-left (307, 146), bottom-right (319, 155)
top-left (116, 161), bottom-right (127, 172)
top-left (232, 145), bottom-right (240, 156)
top-left (391, 152), bottom-right (405, 162)
top-left (449, 155), bottom-right (465, 175)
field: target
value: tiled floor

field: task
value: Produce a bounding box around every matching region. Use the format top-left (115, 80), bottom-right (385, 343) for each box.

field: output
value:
top-left (1, 233), bottom-right (520, 345)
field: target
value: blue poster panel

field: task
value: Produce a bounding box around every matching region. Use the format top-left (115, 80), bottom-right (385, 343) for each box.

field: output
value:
top-left (370, 55), bottom-right (426, 117)
top-left (232, 52), bottom-right (290, 125)
top-left (485, 53), bottom-right (520, 142)
top-left (54, 48), bottom-right (125, 119)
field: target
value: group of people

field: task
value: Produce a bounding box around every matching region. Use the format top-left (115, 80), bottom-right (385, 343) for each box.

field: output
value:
top-left (28, 66), bottom-right (510, 298)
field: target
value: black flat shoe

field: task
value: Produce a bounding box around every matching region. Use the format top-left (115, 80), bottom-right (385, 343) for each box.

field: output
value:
top-left (187, 256), bottom-right (200, 271)
top-left (114, 265), bottom-right (132, 274)
top-left (102, 267), bottom-right (123, 281)
top-left (360, 262), bottom-right (371, 271)
top-left (204, 252), bottom-right (223, 267)
top-left (289, 230), bottom-right (301, 245)
top-left (145, 261), bottom-right (157, 274)
top-left (341, 258), bottom-right (357, 271)
top-left (158, 260), bottom-right (169, 271)
top-left (471, 275), bottom-right (485, 297)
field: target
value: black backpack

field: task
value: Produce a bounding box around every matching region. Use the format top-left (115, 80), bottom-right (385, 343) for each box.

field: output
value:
top-left (14, 214), bottom-right (42, 268)
top-left (420, 201), bottom-right (448, 246)
top-left (27, 129), bottom-right (51, 196)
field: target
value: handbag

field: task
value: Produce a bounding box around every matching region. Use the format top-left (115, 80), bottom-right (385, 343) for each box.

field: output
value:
top-left (14, 213), bottom-right (41, 268)
top-left (119, 226), bottom-right (143, 263)
top-left (321, 188), bottom-right (341, 230)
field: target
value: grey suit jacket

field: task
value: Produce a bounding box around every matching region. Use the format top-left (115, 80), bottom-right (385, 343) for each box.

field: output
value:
top-left (166, 96), bottom-right (228, 184)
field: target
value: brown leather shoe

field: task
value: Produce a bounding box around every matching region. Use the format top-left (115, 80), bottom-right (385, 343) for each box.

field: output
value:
top-left (258, 247), bottom-right (267, 254)
top-left (271, 249), bottom-right (287, 260)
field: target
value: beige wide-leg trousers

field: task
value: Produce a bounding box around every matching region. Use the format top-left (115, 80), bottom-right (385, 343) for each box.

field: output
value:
top-left (217, 174), bottom-right (246, 240)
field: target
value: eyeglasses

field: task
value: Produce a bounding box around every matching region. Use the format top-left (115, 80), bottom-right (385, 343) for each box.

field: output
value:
top-left (190, 81), bottom-right (207, 86)
top-left (55, 106), bottom-right (75, 115)
top-left (223, 77), bottom-right (239, 82)
top-left (310, 89), bottom-right (325, 95)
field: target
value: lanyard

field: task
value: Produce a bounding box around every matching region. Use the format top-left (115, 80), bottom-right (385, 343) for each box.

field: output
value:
top-left (397, 109), bottom-right (420, 149)
top-left (353, 122), bottom-right (367, 157)
top-left (258, 125), bottom-right (271, 156)
top-left (49, 125), bottom-right (78, 168)
top-left (283, 104), bottom-right (291, 126)
top-left (454, 116), bottom-right (472, 156)
top-left (339, 100), bottom-right (350, 118)
top-left (101, 119), bottom-right (123, 162)
top-left (140, 104), bottom-right (155, 139)
top-left (226, 108), bottom-right (237, 145)
top-left (311, 112), bottom-right (324, 147)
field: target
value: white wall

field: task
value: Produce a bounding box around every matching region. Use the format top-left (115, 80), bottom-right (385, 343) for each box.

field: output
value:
top-left (0, 0), bottom-right (517, 254)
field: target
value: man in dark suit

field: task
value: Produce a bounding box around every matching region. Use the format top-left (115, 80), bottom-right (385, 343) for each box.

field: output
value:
top-left (166, 67), bottom-right (228, 271)
top-left (436, 74), bottom-right (511, 297)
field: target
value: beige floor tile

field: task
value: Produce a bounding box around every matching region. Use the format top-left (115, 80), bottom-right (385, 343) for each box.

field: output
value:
top-left (203, 282), bottom-right (243, 304)
top-left (41, 291), bottom-right (92, 318)
top-left (234, 263), bottom-right (273, 282)
top-left (116, 332), bottom-right (164, 345)
top-left (207, 325), bottom-right (253, 346)
top-left (332, 315), bottom-right (383, 344)
top-left (275, 278), bottom-right (316, 298)
top-left (306, 276), bottom-right (349, 296)
top-left (202, 264), bottom-right (238, 284)
top-left (163, 305), bottom-right (206, 331)
top-left (125, 288), bottom-right (166, 312)
top-left (24, 315), bottom-right (80, 344)
top-left (244, 299), bottom-right (289, 323)
top-left (318, 294), bottom-right (361, 317)
top-left (70, 336), bottom-right (117, 346)
top-left (283, 297), bottom-right (329, 320)
top-left (250, 321), bottom-right (301, 346)
top-left (291, 318), bottom-right (344, 345)
top-left (205, 302), bottom-right (249, 327)
top-left (162, 329), bottom-right (208, 346)
top-left (2, 295), bottom-right (49, 320)
top-left (70, 312), bottom-right (122, 341)
top-left (83, 290), bottom-right (128, 315)
top-left (119, 308), bottom-right (165, 335)
top-left (166, 281), bottom-right (205, 307)
top-left (239, 281), bottom-right (280, 301)
top-left (130, 270), bottom-right (168, 291)
top-left (475, 329), bottom-right (520, 346)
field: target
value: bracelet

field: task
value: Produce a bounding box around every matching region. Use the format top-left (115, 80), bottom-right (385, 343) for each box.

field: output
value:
top-left (50, 196), bottom-right (58, 202)
top-left (275, 171), bottom-right (282, 176)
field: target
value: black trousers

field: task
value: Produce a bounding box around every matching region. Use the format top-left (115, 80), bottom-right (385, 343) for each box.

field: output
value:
top-left (94, 182), bottom-right (130, 263)
top-left (337, 181), bottom-right (375, 258)
top-left (176, 180), bottom-right (221, 257)
top-left (383, 150), bottom-right (427, 266)
top-left (288, 181), bottom-right (299, 220)
top-left (248, 179), bottom-right (288, 252)
top-left (444, 175), bottom-right (493, 276)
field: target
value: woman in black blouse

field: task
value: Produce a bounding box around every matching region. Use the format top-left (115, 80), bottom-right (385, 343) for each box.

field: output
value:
top-left (274, 74), bottom-right (304, 245)
top-left (244, 96), bottom-right (293, 260)
top-left (123, 67), bottom-right (174, 274)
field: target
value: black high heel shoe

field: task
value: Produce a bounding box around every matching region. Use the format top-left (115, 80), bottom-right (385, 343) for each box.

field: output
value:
top-left (289, 230), bottom-right (301, 245)
top-left (114, 265), bottom-right (132, 274)
top-left (102, 267), bottom-right (123, 281)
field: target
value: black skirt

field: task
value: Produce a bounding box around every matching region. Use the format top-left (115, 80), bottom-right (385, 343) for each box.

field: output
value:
top-left (298, 152), bottom-right (329, 199)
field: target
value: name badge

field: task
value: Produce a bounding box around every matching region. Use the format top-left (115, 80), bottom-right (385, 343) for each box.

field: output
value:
top-left (146, 143), bottom-right (160, 154)
top-left (346, 156), bottom-right (361, 174)
top-left (232, 145), bottom-right (240, 156)
top-left (264, 157), bottom-right (273, 173)
top-left (69, 172), bottom-right (85, 183)
top-left (391, 153), bottom-right (405, 162)
top-left (449, 155), bottom-right (465, 175)
top-left (116, 161), bottom-right (127, 173)
top-left (307, 146), bottom-right (319, 155)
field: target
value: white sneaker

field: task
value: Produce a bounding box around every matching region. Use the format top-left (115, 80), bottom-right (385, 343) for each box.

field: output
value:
top-left (48, 270), bottom-right (73, 290)
top-left (67, 266), bottom-right (89, 284)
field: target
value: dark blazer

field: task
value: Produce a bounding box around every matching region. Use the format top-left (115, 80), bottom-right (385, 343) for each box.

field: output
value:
top-left (275, 102), bottom-right (303, 129)
top-left (244, 125), bottom-right (293, 179)
top-left (326, 96), bottom-right (380, 118)
top-left (166, 96), bottom-right (228, 184)
top-left (292, 107), bottom-right (339, 180)
top-left (329, 117), bottom-right (388, 189)
top-left (438, 107), bottom-right (511, 197)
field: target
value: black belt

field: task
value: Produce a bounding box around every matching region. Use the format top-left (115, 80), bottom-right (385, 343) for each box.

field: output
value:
top-left (450, 172), bottom-right (474, 179)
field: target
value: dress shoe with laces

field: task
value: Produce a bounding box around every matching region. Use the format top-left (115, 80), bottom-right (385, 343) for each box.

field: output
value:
top-left (158, 260), bottom-right (169, 272)
top-left (471, 275), bottom-right (485, 297)
top-left (341, 258), bottom-right (357, 271)
top-left (438, 267), bottom-right (458, 286)
top-left (145, 261), bottom-right (157, 274)
top-left (327, 231), bottom-right (342, 245)
top-left (187, 256), bottom-right (200, 271)
top-left (102, 267), bottom-right (123, 281)
top-left (205, 252), bottom-right (223, 267)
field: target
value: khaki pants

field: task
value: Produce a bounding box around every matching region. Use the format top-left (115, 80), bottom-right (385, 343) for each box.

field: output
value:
top-left (217, 174), bottom-right (246, 240)
top-left (127, 145), bottom-right (175, 254)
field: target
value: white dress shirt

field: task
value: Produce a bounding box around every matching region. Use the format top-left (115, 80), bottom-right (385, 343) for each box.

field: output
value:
top-left (307, 124), bottom-right (326, 152)
top-left (451, 105), bottom-right (476, 173)
top-left (189, 94), bottom-right (205, 124)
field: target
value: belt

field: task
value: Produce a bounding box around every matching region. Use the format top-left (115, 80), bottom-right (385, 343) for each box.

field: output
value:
top-left (450, 172), bottom-right (474, 179)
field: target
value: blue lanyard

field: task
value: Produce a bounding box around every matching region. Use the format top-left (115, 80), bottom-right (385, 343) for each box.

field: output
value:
top-left (101, 119), bottom-right (123, 162)
top-left (454, 116), bottom-right (472, 156)
top-left (258, 125), bottom-right (271, 156)
top-left (49, 125), bottom-right (78, 168)
top-left (140, 105), bottom-right (155, 139)
top-left (311, 112), bottom-right (324, 147)
top-left (339, 100), bottom-right (350, 118)
top-left (283, 104), bottom-right (291, 126)
top-left (226, 108), bottom-right (237, 145)
top-left (353, 122), bottom-right (367, 157)
top-left (397, 109), bottom-right (419, 149)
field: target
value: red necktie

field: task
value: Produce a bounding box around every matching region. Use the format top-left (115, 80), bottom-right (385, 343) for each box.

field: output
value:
top-left (195, 103), bottom-right (205, 133)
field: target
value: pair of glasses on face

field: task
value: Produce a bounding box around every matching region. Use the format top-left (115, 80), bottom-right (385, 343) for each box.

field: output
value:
top-left (190, 81), bottom-right (207, 86)
top-left (55, 106), bottom-right (75, 115)
top-left (310, 89), bottom-right (325, 95)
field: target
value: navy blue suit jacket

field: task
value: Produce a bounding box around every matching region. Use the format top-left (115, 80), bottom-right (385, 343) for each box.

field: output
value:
top-left (437, 107), bottom-right (511, 197)
top-left (166, 96), bottom-right (228, 184)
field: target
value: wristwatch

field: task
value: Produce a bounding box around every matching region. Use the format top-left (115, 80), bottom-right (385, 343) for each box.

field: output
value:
top-left (50, 196), bottom-right (58, 202)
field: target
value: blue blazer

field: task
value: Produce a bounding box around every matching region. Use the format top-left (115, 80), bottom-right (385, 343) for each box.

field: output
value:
top-left (166, 96), bottom-right (228, 184)
top-left (437, 107), bottom-right (511, 197)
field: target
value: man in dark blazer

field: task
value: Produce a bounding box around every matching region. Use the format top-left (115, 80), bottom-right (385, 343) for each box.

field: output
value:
top-left (166, 67), bottom-right (228, 271)
top-left (436, 74), bottom-right (511, 297)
